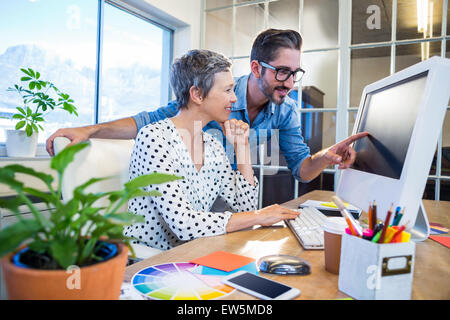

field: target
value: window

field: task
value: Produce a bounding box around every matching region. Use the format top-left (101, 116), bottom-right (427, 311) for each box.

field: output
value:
top-left (298, 0), bottom-right (340, 191)
top-left (202, 0), bottom-right (450, 202)
top-left (0, 0), bottom-right (172, 150)
top-left (0, 0), bottom-right (98, 144)
top-left (100, 2), bottom-right (172, 122)
top-left (350, 0), bottom-right (449, 200)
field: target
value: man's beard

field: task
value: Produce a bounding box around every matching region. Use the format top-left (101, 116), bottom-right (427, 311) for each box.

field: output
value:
top-left (257, 77), bottom-right (290, 106)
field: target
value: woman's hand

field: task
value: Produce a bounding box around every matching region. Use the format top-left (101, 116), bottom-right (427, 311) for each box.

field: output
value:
top-left (224, 119), bottom-right (249, 147)
top-left (225, 204), bottom-right (299, 233)
top-left (254, 204), bottom-right (299, 226)
top-left (224, 119), bottom-right (253, 182)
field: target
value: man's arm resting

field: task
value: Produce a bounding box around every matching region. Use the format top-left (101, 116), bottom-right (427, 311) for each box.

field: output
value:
top-left (89, 117), bottom-right (138, 139)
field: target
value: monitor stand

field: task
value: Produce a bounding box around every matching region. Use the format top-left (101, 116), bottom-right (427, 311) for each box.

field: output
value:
top-left (409, 201), bottom-right (430, 242)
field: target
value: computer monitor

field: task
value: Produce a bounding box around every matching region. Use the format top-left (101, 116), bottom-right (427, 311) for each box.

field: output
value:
top-left (337, 56), bottom-right (450, 241)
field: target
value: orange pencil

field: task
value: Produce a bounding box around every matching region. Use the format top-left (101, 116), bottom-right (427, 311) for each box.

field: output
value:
top-left (346, 217), bottom-right (358, 236)
top-left (368, 202), bottom-right (374, 230)
top-left (332, 196), bottom-right (362, 237)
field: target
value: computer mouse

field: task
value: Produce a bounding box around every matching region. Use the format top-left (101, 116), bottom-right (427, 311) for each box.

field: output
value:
top-left (257, 254), bottom-right (311, 275)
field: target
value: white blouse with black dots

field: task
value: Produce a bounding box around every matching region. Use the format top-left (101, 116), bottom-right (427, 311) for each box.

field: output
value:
top-left (124, 118), bottom-right (259, 250)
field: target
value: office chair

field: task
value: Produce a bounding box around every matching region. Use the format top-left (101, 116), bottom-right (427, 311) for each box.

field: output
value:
top-left (53, 137), bottom-right (163, 260)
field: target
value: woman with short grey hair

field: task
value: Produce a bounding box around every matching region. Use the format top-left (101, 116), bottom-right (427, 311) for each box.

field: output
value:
top-left (125, 49), bottom-right (299, 250)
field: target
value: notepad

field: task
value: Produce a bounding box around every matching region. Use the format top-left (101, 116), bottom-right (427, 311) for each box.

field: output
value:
top-left (189, 251), bottom-right (255, 272)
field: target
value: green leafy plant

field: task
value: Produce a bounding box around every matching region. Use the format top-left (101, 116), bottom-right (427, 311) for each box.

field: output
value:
top-left (5, 68), bottom-right (78, 136)
top-left (0, 142), bottom-right (182, 269)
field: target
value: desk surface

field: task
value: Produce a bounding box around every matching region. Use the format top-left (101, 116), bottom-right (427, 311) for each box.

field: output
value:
top-left (124, 190), bottom-right (450, 300)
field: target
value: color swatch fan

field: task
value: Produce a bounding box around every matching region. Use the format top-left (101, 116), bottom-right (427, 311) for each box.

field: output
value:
top-left (131, 262), bottom-right (235, 300)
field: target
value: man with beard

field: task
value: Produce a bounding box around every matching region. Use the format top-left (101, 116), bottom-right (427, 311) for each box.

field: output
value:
top-left (46, 29), bottom-right (367, 182)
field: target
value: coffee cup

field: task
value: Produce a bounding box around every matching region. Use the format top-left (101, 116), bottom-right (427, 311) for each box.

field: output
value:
top-left (323, 217), bottom-right (348, 274)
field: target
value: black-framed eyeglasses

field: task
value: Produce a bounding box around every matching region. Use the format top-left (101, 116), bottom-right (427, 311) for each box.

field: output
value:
top-left (259, 61), bottom-right (305, 82)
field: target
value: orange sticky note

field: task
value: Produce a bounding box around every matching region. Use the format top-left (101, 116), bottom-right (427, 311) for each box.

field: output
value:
top-left (189, 251), bottom-right (255, 272)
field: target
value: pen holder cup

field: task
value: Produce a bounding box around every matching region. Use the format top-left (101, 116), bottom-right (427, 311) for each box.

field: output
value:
top-left (338, 233), bottom-right (416, 300)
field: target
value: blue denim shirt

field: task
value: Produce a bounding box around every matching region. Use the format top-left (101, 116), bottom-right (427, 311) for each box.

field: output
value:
top-left (133, 74), bottom-right (311, 181)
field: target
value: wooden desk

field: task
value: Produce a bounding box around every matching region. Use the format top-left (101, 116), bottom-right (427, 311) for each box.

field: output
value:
top-left (124, 190), bottom-right (450, 300)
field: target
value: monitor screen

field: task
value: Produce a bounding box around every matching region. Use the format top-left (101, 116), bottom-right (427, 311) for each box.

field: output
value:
top-left (352, 71), bottom-right (428, 180)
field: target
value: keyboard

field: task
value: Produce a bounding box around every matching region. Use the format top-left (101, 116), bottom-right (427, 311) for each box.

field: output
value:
top-left (286, 207), bottom-right (327, 250)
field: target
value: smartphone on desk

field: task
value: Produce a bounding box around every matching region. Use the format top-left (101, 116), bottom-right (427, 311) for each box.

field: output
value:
top-left (222, 271), bottom-right (300, 300)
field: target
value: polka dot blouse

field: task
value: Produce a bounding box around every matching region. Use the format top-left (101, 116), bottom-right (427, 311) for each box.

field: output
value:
top-left (124, 118), bottom-right (259, 250)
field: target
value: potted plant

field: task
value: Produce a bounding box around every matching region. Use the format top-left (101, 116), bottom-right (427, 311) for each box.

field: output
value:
top-left (0, 142), bottom-right (181, 299)
top-left (3, 67), bottom-right (78, 157)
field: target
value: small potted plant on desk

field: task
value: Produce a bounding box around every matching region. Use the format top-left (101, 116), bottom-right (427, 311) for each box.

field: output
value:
top-left (0, 142), bottom-right (181, 299)
top-left (3, 67), bottom-right (78, 157)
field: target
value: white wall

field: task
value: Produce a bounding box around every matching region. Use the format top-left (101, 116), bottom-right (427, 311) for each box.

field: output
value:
top-left (129, 0), bottom-right (203, 57)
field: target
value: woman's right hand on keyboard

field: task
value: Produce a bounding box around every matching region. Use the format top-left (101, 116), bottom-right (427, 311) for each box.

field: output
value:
top-left (254, 204), bottom-right (300, 226)
top-left (225, 204), bottom-right (299, 233)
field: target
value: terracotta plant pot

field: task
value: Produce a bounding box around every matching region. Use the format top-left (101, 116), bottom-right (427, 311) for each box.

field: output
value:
top-left (0, 242), bottom-right (128, 300)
